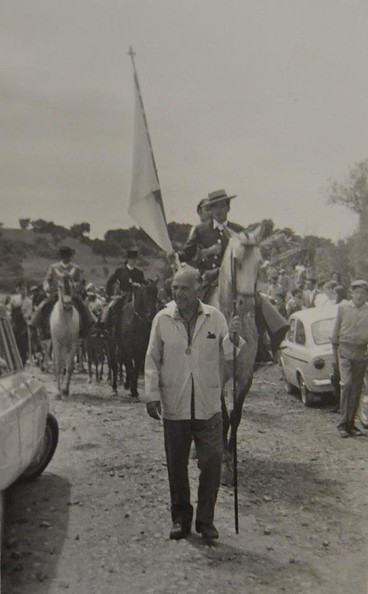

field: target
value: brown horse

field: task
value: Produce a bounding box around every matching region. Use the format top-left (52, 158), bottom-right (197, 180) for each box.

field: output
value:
top-left (109, 282), bottom-right (159, 396)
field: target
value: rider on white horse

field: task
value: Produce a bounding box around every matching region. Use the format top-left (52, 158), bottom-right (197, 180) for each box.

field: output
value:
top-left (179, 189), bottom-right (289, 359)
top-left (179, 190), bottom-right (243, 301)
top-left (30, 245), bottom-right (95, 338)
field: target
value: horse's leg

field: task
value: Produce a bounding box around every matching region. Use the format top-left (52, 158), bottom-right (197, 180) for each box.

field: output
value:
top-left (53, 343), bottom-right (63, 399)
top-left (109, 345), bottom-right (118, 394)
top-left (63, 345), bottom-right (77, 396)
top-left (95, 353), bottom-right (99, 383)
top-left (220, 390), bottom-right (234, 486)
top-left (99, 355), bottom-right (104, 381)
top-left (119, 362), bottom-right (124, 386)
top-left (130, 355), bottom-right (139, 398)
top-left (87, 345), bottom-right (93, 384)
top-left (222, 379), bottom-right (253, 486)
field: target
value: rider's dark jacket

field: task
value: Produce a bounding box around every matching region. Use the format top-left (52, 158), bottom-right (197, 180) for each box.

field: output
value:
top-left (106, 265), bottom-right (146, 298)
top-left (180, 220), bottom-right (244, 274)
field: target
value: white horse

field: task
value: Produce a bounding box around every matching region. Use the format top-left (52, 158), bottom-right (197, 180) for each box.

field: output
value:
top-left (50, 271), bottom-right (80, 398)
top-left (208, 226), bottom-right (264, 484)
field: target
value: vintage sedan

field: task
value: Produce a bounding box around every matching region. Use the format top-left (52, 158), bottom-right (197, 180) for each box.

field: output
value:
top-left (279, 305), bottom-right (338, 406)
top-left (0, 305), bottom-right (58, 534)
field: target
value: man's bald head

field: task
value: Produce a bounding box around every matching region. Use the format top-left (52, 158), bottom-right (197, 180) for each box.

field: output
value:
top-left (173, 265), bottom-right (202, 288)
top-left (172, 266), bottom-right (202, 313)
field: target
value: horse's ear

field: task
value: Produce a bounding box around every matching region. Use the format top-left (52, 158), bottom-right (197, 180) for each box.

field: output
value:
top-left (248, 224), bottom-right (263, 245)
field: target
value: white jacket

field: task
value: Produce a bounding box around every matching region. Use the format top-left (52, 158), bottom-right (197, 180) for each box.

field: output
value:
top-left (144, 301), bottom-right (245, 420)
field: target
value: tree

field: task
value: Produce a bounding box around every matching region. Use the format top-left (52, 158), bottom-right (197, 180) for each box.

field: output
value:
top-left (327, 159), bottom-right (368, 226)
top-left (327, 159), bottom-right (368, 276)
top-left (70, 222), bottom-right (90, 239)
top-left (19, 218), bottom-right (31, 229)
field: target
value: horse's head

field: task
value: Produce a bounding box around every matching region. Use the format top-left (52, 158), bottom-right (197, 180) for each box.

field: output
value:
top-left (133, 280), bottom-right (158, 323)
top-left (54, 269), bottom-right (75, 309)
top-left (217, 225), bottom-right (263, 318)
top-left (228, 226), bottom-right (263, 295)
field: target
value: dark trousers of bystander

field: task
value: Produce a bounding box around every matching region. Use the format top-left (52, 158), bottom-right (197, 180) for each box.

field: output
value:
top-left (163, 412), bottom-right (223, 529)
top-left (338, 343), bottom-right (368, 429)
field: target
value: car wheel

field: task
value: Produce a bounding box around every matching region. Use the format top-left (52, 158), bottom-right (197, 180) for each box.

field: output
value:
top-left (299, 376), bottom-right (314, 407)
top-left (284, 377), bottom-right (297, 395)
top-left (20, 413), bottom-right (59, 482)
top-left (358, 395), bottom-right (368, 429)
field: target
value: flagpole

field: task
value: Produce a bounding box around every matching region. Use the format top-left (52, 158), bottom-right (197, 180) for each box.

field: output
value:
top-left (128, 47), bottom-right (169, 223)
top-left (127, 46), bottom-right (173, 254)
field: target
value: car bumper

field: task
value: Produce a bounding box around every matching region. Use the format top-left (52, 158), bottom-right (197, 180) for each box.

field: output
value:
top-left (310, 378), bottom-right (333, 393)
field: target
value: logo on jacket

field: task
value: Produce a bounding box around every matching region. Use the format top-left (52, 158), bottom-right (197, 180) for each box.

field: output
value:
top-left (207, 331), bottom-right (216, 339)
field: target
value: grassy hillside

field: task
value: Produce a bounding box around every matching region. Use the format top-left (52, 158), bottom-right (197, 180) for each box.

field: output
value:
top-left (0, 228), bottom-right (169, 292)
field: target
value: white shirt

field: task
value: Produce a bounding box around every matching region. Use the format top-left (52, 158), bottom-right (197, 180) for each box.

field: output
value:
top-left (213, 220), bottom-right (228, 231)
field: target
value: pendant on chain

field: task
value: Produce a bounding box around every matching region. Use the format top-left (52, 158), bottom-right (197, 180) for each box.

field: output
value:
top-left (185, 346), bottom-right (191, 355)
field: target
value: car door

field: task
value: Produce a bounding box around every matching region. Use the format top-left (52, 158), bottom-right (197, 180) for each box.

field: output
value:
top-left (0, 316), bottom-right (36, 481)
top-left (290, 318), bottom-right (309, 385)
top-left (281, 317), bottom-right (297, 385)
top-left (0, 316), bottom-right (23, 489)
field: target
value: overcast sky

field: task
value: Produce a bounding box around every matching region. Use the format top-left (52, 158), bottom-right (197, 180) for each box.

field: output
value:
top-left (1, 0), bottom-right (368, 242)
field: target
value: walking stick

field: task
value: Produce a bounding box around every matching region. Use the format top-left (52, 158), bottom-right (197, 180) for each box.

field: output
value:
top-left (231, 252), bottom-right (239, 534)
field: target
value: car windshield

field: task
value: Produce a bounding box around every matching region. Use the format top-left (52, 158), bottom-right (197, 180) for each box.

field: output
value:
top-left (311, 318), bottom-right (335, 345)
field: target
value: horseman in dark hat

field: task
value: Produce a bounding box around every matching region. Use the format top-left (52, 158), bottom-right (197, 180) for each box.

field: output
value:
top-left (101, 248), bottom-right (146, 327)
top-left (30, 245), bottom-right (95, 338)
top-left (179, 189), bottom-right (243, 300)
top-left (180, 189), bottom-right (289, 360)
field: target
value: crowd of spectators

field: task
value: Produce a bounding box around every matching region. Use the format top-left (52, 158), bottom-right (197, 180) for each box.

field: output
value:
top-left (263, 261), bottom-right (349, 319)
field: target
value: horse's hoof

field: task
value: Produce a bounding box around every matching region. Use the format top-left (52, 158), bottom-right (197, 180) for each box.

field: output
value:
top-left (62, 388), bottom-right (69, 396)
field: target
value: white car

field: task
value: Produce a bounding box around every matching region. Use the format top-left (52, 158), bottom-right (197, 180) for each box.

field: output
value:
top-left (0, 305), bottom-right (58, 535)
top-left (279, 305), bottom-right (338, 406)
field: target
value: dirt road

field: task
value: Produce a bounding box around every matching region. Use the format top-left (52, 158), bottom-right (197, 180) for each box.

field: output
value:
top-left (2, 364), bottom-right (368, 594)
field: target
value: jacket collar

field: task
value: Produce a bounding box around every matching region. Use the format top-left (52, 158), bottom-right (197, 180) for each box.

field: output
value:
top-left (164, 300), bottom-right (211, 319)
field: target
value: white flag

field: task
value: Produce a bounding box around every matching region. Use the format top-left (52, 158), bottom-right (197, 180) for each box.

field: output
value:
top-left (128, 79), bottom-right (173, 253)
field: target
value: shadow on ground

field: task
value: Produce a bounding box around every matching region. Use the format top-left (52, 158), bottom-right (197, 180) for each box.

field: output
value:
top-left (2, 473), bottom-right (70, 593)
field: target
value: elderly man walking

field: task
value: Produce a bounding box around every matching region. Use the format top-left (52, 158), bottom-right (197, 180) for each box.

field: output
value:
top-left (143, 266), bottom-right (244, 541)
top-left (331, 279), bottom-right (368, 438)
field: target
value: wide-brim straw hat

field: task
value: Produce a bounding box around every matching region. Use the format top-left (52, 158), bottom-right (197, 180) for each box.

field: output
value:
top-left (207, 189), bottom-right (237, 206)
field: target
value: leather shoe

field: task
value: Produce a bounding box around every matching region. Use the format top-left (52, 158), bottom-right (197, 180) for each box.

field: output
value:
top-left (195, 521), bottom-right (219, 540)
top-left (350, 425), bottom-right (363, 437)
top-left (169, 522), bottom-right (191, 540)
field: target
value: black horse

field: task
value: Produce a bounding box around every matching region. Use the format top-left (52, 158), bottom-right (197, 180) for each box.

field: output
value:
top-left (109, 282), bottom-right (159, 396)
top-left (11, 306), bottom-right (29, 366)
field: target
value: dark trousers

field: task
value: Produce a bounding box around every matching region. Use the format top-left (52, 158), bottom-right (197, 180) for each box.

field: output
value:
top-left (338, 344), bottom-right (367, 428)
top-left (163, 412), bottom-right (223, 528)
